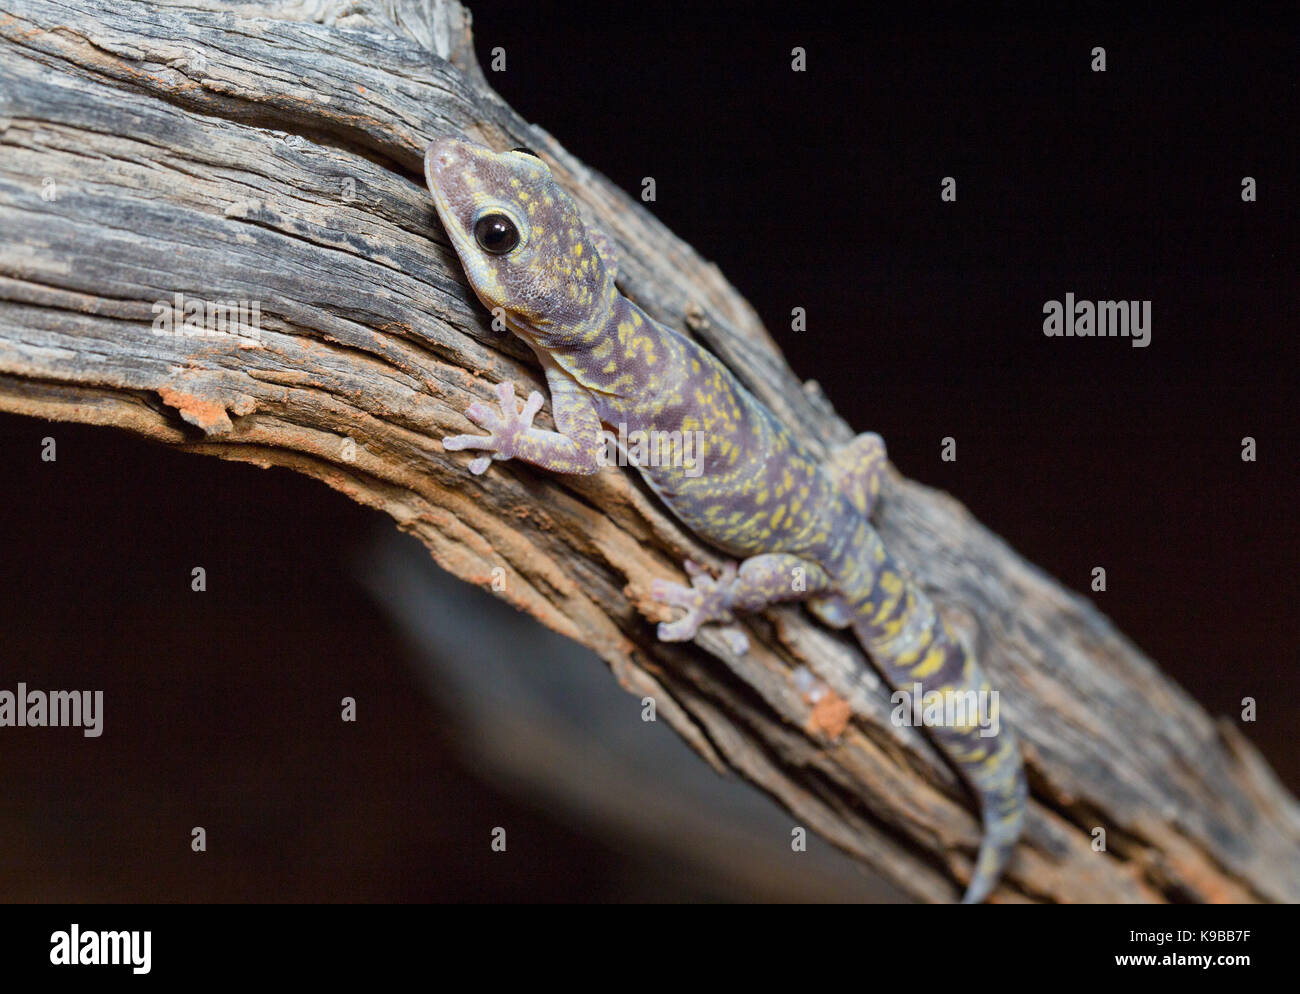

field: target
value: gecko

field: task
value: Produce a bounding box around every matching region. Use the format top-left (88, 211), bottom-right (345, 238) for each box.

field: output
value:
top-left (423, 137), bottom-right (1027, 903)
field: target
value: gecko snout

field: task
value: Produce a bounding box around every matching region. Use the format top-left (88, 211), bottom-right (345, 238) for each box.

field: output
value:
top-left (425, 138), bottom-right (476, 194)
top-left (425, 138), bottom-right (457, 174)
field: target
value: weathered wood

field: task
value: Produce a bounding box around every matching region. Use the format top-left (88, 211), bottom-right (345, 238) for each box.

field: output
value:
top-left (1, 0), bottom-right (1296, 902)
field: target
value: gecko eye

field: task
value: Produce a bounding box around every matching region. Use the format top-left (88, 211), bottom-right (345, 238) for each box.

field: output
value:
top-left (511, 146), bottom-right (541, 158)
top-left (474, 213), bottom-right (520, 254)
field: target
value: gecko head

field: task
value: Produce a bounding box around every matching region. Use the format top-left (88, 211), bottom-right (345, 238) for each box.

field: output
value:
top-left (424, 138), bottom-right (614, 339)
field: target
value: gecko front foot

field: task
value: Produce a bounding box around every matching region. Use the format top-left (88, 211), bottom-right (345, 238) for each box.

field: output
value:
top-left (651, 560), bottom-right (748, 652)
top-left (443, 380), bottom-right (545, 475)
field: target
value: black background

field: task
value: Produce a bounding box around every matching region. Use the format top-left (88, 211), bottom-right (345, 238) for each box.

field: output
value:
top-left (468, 4), bottom-right (1297, 778)
top-left (0, 4), bottom-right (1294, 901)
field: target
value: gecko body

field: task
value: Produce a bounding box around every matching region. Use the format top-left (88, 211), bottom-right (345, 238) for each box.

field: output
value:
top-left (424, 138), bottom-right (1026, 902)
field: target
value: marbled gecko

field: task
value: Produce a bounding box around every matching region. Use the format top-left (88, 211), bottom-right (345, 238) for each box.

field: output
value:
top-left (424, 137), bottom-right (1026, 903)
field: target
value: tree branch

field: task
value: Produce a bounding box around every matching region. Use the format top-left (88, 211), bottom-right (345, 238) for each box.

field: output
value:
top-left (1, 0), bottom-right (1296, 902)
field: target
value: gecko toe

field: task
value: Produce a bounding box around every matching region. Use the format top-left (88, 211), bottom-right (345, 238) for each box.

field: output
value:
top-left (464, 402), bottom-right (502, 430)
top-left (719, 626), bottom-right (750, 655)
top-left (520, 390), bottom-right (545, 423)
top-left (495, 380), bottom-right (518, 409)
top-left (683, 559), bottom-right (708, 579)
top-left (657, 618), bottom-right (697, 642)
top-left (650, 578), bottom-right (696, 608)
top-left (443, 433), bottom-right (494, 452)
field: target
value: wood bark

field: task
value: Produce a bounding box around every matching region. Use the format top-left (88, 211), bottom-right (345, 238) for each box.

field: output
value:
top-left (1, 0), bottom-right (1296, 902)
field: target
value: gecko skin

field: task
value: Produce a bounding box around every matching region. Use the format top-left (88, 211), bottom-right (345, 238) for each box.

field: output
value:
top-left (424, 137), bottom-right (1026, 903)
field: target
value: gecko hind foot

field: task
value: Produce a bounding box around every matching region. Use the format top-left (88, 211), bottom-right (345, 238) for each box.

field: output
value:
top-left (651, 560), bottom-right (744, 647)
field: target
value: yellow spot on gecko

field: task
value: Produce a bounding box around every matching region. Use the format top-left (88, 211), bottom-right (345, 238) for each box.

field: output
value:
top-left (911, 645), bottom-right (947, 679)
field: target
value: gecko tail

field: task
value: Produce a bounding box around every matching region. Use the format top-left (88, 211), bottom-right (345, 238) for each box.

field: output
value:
top-left (849, 587), bottom-right (1028, 902)
top-left (960, 756), bottom-right (1027, 903)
